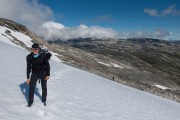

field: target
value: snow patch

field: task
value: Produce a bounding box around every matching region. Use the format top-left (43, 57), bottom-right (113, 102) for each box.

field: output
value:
top-left (97, 61), bottom-right (124, 68)
top-left (0, 26), bottom-right (33, 48)
top-left (153, 85), bottom-right (171, 90)
top-left (112, 63), bottom-right (124, 68)
top-left (10, 29), bottom-right (33, 48)
top-left (97, 61), bottom-right (110, 66)
top-left (0, 26), bottom-right (22, 48)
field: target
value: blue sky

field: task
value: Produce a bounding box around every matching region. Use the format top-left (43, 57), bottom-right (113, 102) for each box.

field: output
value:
top-left (0, 0), bottom-right (179, 40)
top-left (39, 0), bottom-right (180, 38)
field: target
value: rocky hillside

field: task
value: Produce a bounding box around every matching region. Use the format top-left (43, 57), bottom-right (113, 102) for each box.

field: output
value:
top-left (48, 38), bottom-right (180, 102)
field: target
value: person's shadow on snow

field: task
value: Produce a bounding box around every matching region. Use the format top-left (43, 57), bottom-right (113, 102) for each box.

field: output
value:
top-left (19, 82), bottom-right (41, 103)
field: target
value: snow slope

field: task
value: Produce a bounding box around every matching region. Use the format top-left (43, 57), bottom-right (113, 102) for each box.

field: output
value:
top-left (0, 38), bottom-right (180, 119)
top-left (0, 26), bottom-right (23, 49)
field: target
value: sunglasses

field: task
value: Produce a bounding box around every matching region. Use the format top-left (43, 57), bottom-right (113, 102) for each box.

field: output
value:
top-left (32, 48), bottom-right (39, 50)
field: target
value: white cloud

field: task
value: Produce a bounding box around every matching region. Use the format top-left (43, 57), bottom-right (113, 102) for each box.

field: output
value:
top-left (0, 0), bottom-right (53, 31)
top-left (38, 21), bottom-right (119, 40)
top-left (144, 8), bottom-right (158, 16)
top-left (162, 4), bottom-right (176, 16)
top-left (144, 4), bottom-right (180, 17)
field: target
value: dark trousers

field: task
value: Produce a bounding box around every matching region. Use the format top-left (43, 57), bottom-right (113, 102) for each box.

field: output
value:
top-left (28, 71), bottom-right (47, 104)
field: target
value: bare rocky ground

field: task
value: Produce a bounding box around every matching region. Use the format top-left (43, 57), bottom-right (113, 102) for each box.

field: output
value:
top-left (1, 18), bottom-right (180, 103)
top-left (48, 38), bottom-right (180, 103)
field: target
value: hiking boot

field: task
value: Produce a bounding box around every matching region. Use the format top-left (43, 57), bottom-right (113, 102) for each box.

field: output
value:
top-left (43, 101), bottom-right (47, 106)
top-left (27, 102), bottom-right (33, 107)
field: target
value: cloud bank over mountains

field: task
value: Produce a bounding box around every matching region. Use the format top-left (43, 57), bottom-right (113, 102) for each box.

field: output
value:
top-left (0, 0), bottom-right (173, 40)
top-left (39, 22), bottom-right (171, 40)
top-left (38, 22), bottom-right (119, 40)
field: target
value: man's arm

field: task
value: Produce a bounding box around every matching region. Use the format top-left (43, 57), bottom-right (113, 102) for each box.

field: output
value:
top-left (44, 54), bottom-right (50, 77)
top-left (26, 55), bottom-right (31, 79)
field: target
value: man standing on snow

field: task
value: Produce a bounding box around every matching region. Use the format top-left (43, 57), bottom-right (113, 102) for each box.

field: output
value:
top-left (26, 43), bottom-right (50, 107)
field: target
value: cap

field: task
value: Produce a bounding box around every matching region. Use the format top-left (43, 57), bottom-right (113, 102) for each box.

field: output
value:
top-left (32, 43), bottom-right (40, 49)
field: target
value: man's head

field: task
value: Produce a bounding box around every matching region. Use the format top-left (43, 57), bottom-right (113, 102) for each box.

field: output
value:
top-left (31, 43), bottom-right (40, 54)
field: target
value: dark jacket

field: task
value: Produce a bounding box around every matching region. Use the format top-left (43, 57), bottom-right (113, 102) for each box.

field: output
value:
top-left (26, 52), bottom-right (50, 79)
